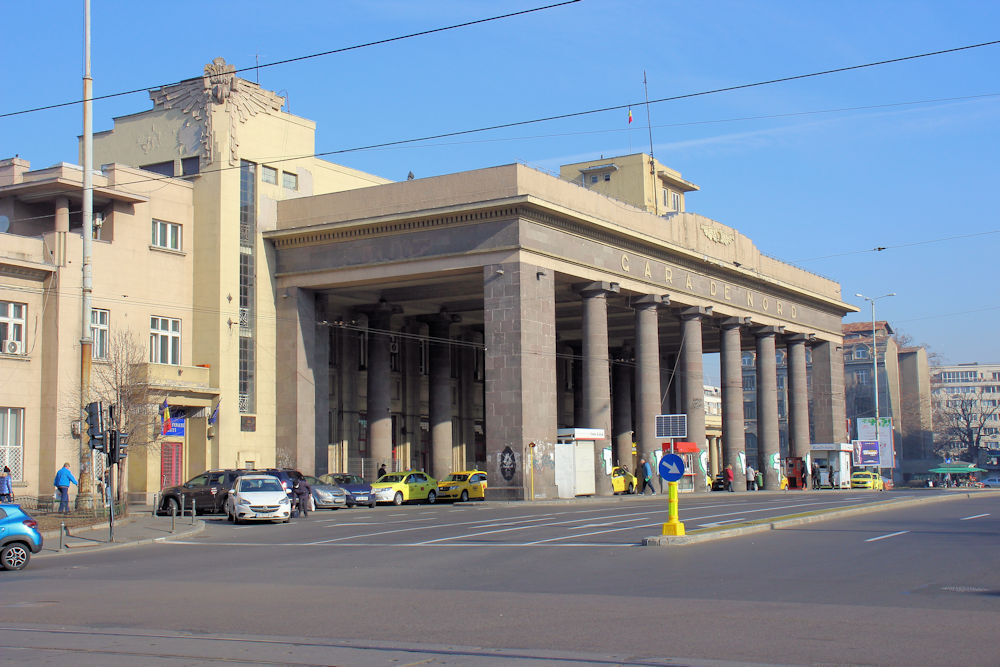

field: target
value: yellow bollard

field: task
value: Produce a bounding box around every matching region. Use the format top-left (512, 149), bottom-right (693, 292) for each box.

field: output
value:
top-left (661, 481), bottom-right (686, 536)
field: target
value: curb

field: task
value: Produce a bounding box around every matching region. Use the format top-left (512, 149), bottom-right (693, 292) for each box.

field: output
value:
top-left (642, 490), bottom-right (1000, 546)
top-left (37, 519), bottom-right (207, 557)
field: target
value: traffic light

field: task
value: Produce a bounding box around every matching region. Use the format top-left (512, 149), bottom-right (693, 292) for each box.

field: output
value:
top-left (116, 431), bottom-right (129, 463)
top-left (85, 401), bottom-right (105, 449)
top-left (107, 429), bottom-right (118, 464)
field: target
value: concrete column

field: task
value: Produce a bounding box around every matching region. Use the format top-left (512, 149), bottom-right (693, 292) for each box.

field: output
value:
top-left (611, 347), bottom-right (633, 469)
top-left (720, 317), bottom-right (748, 490)
top-left (275, 287), bottom-right (328, 475)
top-left (483, 262), bottom-right (557, 500)
top-left (786, 334), bottom-right (811, 460)
top-left (578, 282), bottom-right (620, 496)
top-left (680, 307), bottom-right (709, 492)
top-left (54, 196), bottom-right (69, 266)
top-left (364, 302), bottom-right (398, 470)
top-left (810, 340), bottom-right (847, 444)
top-left (634, 295), bottom-right (663, 472)
top-left (756, 326), bottom-right (782, 489)
top-left (421, 313), bottom-right (460, 480)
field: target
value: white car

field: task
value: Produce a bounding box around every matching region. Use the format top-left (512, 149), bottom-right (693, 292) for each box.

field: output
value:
top-left (225, 474), bottom-right (292, 523)
top-left (981, 475), bottom-right (1000, 488)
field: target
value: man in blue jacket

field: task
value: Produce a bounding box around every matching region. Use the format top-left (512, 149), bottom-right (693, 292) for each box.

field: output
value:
top-left (54, 463), bottom-right (78, 513)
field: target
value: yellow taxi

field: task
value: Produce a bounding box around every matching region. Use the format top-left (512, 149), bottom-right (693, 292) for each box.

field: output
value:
top-left (437, 470), bottom-right (488, 502)
top-left (372, 470), bottom-right (439, 505)
top-left (851, 470), bottom-right (885, 491)
top-left (611, 466), bottom-right (638, 495)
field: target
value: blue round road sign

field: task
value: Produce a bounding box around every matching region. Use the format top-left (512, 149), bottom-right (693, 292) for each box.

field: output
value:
top-left (659, 453), bottom-right (685, 482)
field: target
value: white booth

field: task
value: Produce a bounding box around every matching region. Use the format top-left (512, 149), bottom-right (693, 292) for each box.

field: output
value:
top-left (555, 428), bottom-right (605, 497)
top-left (810, 443), bottom-right (853, 489)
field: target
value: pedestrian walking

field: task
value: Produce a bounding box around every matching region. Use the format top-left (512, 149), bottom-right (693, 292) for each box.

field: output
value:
top-left (291, 475), bottom-right (312, 518)
top-left (0, 466), bottom-right (13, 502)
top-left (639, 457), bottom-right (655, 495)
top-left (724, 464), bottom-right (735, 492)
top-left (755, 470), bottom-right (764, 491)
top-left (746, 463), bottom-right (756, 491)
top-left (53, 463), bottom-right (78, 513)
top-left (811, 463), bottom-right (820, 489)
top-left (831, 467), bottom-right (839, 489)
top-left (376, 464), bottom-right (387, 481)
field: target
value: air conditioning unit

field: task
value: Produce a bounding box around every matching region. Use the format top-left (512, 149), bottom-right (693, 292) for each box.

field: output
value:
top-left (3, 339), bottom-right (22, 355)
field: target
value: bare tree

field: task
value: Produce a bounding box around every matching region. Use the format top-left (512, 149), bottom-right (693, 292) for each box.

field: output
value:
top-left (933, 391), bottom-right (999, 462)
top-left (92, 329), bottom-right (159, 504)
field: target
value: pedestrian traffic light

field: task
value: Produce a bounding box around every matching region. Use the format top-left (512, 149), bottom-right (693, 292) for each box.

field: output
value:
top-left (85, 401), bottom-right (105, 447)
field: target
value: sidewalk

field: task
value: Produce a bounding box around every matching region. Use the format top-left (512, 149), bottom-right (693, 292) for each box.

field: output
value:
top-left (36, 506), bottom-right (205, 557)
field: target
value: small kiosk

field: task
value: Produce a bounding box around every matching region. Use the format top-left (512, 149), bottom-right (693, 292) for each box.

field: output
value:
top-left (810, 443), bottom-right (853, 489)
top-left (555, 428), bottom-right (605, 497)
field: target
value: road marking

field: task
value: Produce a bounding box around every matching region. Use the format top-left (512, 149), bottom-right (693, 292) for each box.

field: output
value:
top-left (698, 518), bottom-right (747, 528)
top-left (960, 513), bottom-right (990, 521)
top-left (865, 530), bottom-right (910, 542)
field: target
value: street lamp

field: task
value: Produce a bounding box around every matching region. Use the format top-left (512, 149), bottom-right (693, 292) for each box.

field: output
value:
top-left (855, 292), bottom-right (896, 476)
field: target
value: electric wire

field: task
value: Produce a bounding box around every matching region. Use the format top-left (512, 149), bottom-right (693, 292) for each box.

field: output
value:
top-left (0, 1), bottom-right (582, 119)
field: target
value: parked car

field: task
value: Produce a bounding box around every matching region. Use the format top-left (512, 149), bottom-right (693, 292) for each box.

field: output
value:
top-left (610, 466), bottom-right (637, 495)
top-left (158, 469), bottom-right (248, 515)
top-left (851, 471), bottom-right (885, 491)
top-left (372, 471), bottom-right (438, 505)
top-left (225, 474), bottom-right (292, 523)
top-left (0, 503), bottom-right (43, 571)
top-left (318, 473), bottom-right (376, 508)
top-left (302, 474), bottom-right (347, 509)
top-left (437, 470), bottom-right (488, 502)
top-left (880, 476), bottom-right (894, 490)
top-left (980, 476), bottom-right (1000, 488)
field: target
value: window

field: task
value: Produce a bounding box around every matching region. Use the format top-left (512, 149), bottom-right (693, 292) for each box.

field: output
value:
top-left (149, 316), bottom-right (181, 365)
top-left (939, 370), bottom-right (978, 383)
top-left (91, 309), bottom-right (109, 360)
top-left (742, 352), bottom-right (755, 367)
top-left (0, 301), bottom-right (26, 347)
top-left (672, 192), bottom-right (681, 210)
top-left (853, 369), bottom-right (871, 385)
top-left (590, 175), bottom-right (598, 184)
top-left (603, 173), bottom-right (610, 182)
top-left (141, 161), bottom-right (174, 177)
top-left (742, 375), bottom-right (756, 391)
top-left (853, 347), bottom-right (869, 360)
top-left (282, 172), bottom-right (298, 191)
top-left (0, 407), bottom-right (24, 482)
top-left (262, 166), bottom-right (277, 185)
top-left (151, 219), bottom-right (182, 251)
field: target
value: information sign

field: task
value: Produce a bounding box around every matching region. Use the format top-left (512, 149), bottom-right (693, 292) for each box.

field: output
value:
top-left (658, 453), bottom-right (685, 482)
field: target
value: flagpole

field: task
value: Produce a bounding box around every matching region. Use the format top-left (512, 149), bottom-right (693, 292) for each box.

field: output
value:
top-left (643, 71), bottom-right (657, 215)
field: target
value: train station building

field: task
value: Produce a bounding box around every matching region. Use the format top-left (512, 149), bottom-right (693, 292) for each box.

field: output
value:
top-left (0, 59), bottom-right (855, 503)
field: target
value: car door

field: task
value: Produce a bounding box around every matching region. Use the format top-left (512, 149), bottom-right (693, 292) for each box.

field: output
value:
top-left (181, 473), bottom-right (211, 511)
top-left (409, 473), bottom-right (428, 499)
top-left (469, 473), bottom-right (486, 498)
top-left (206, 472), bottom-right (233, 512)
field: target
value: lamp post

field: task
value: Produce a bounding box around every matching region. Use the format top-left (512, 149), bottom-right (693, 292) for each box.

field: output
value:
top-left (855, 292), bottom-right (895, 477)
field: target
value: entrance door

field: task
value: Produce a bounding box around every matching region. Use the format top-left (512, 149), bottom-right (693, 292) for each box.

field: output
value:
top-left (161, 441), bottom-right (183, 488)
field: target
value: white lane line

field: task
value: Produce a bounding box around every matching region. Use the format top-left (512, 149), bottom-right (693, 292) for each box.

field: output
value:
top-left (698, 518), bottom-right (747, 528)
top-left (865, 530), bottom-right (910, 542)
top-left (960, 513), bottom-right (990, 521)
top-left (306, 511), bottom-right (563, 544)
top-left (415, 510), bottom-right (667, 545)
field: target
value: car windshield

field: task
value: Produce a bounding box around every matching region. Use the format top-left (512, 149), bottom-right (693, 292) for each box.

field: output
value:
top-left (239, 479), bottom-right (283, 493)
top-left (321, 473), bottom-right (362, 485)
top-left (379, 474), bottom-right (405, 483)
top-left (304, 475), bottom-right (322, 485)
top-left (444, 474), bottom-right (468, 482)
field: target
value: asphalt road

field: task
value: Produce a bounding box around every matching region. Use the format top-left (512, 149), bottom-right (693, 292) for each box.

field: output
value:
top-left (1, 490), bottom-right (997, 666)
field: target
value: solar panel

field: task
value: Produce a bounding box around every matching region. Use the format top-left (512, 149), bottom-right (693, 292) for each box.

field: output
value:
top-left (655, 414), bottom-right (687, 439)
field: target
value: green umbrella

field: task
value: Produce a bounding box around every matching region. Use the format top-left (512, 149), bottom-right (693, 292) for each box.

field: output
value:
top-left (928, 466), bottom-right (987, 474)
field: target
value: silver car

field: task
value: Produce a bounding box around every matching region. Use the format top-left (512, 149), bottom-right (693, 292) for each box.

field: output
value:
top-left (304, 475), bottom-right (347, 509)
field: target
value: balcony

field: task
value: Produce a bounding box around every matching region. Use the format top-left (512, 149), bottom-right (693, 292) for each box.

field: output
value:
top-left (138, 363), bottom-right (218, 404)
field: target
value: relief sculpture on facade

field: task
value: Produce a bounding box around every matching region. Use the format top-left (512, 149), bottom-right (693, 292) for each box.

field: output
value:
top-left (149, 57), bottom-right (285, 167)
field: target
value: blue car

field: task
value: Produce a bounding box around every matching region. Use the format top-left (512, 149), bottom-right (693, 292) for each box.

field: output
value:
top-left (0, 504), bottom-right (43, 571)
top-left (319, 473), bottom-right (376, 508)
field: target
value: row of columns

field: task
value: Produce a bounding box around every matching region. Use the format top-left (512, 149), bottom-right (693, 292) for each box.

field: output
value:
top-left (332, 288), bottom-right (825, 493)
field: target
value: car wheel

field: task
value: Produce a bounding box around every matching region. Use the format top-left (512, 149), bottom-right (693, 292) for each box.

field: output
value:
top-left (426, 490), bottom-right (436, 504)
top-left (164, 497), bottom-right (180, 516)
top-left (0, 543), bottom-right (30, 571)
top-left (460, 490), bottom-right (469, 503)
top-left (393, 491), bottom-right (404, 506)
top-left (369, 501), bottom-right (377, 509)
top-left (627, 483), bottom-right (634, 494)
top-left (346, 500), bottom-right (354, 508)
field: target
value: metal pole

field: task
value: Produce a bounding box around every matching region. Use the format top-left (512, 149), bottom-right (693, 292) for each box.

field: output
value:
top-left (871, 299), bottom-right (880, 476)
top-left (78, 0), bottom-right (96, 506)
top-left (191, 499), bottom-right (196, 524)
top-left (59, 522), bottom-right (65, 551)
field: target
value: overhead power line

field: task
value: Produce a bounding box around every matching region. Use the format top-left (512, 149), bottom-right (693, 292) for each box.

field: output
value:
top-left (0, 1), bottom-right (581, 119)
top-left (794, 229), bottom-right (1000, 263)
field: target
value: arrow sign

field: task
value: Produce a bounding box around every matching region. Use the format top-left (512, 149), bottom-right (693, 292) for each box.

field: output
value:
top-left (658, 453), bottom-right (685, 482)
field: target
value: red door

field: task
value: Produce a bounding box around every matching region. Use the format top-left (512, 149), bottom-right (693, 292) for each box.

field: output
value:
top-left (161, 441), bottom-right (183, 488)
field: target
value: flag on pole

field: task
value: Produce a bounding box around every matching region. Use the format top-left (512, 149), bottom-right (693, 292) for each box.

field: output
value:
top-left (160, 398), bottom-right (172, 435)
top-left (209, 401), bottom-right (220, 425)
top-left (628, 107), bottom-right (633, 124)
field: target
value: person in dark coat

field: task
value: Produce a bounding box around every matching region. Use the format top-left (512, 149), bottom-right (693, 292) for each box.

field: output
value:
top-left (376, 464), bottom-right (387, 481)
top-left (292, 475), bottom-right (312, 518)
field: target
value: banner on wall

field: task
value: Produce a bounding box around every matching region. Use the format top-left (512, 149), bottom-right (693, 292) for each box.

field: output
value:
top-left (856, 417), bottom-right (894, 467)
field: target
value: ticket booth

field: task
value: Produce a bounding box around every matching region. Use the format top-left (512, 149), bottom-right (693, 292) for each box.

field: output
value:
top-left (654, 441), bottom-right (700, 492)
top-left (555, 428), bottom-right (605, 497)
top-left (810, 443), bottom-right (853, 489)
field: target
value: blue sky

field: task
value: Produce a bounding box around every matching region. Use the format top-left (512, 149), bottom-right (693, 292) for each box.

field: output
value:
top-left (2, 0), bottom-right (998, 368)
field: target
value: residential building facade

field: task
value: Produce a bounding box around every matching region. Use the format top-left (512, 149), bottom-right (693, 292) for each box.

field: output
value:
top-left (931, 362), bottom-right (1000, 475)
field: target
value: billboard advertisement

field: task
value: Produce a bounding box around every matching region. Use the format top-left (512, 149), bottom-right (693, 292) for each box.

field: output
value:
top-left (857, 417), bottom-right (894, 468)
top-left (852, 440), bottom-right (881, 466)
